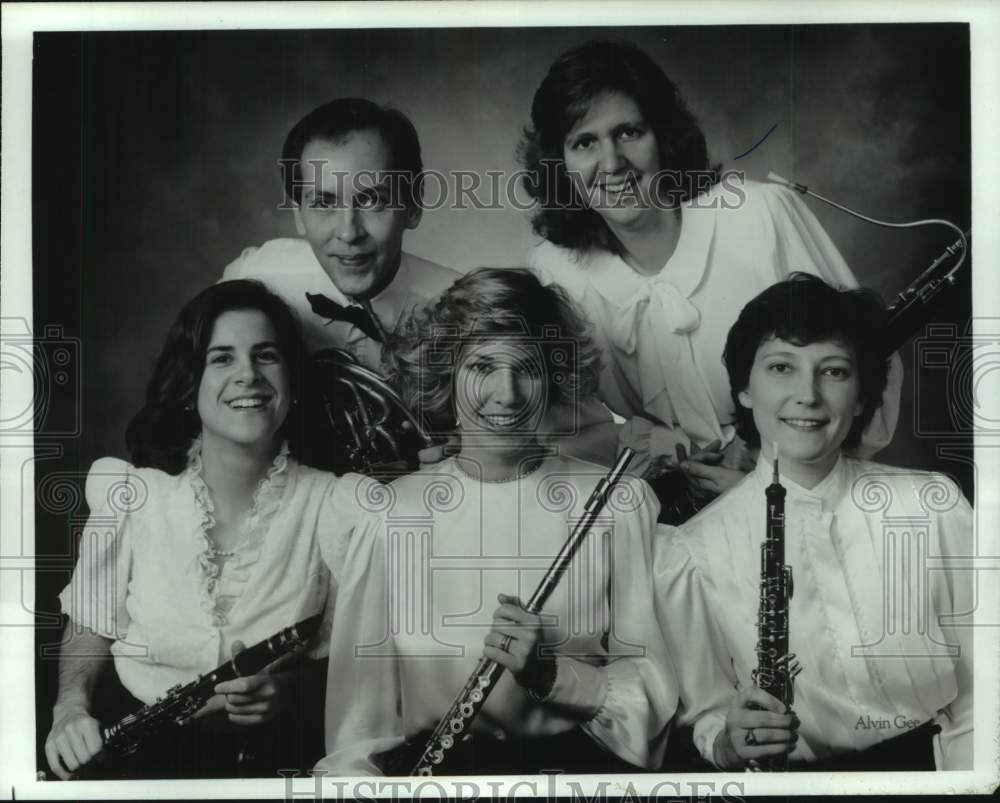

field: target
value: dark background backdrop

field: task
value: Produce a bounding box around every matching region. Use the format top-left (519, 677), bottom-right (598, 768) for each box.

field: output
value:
top-left (32, 24), bottom-right (973, 764)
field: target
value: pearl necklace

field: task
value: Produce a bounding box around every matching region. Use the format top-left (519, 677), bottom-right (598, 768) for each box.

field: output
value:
top-left (453, 455), bottom-right (544, 484)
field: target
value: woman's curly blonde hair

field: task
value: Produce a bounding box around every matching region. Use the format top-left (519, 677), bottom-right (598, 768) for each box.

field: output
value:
top-left (388, 267), bottom-right (603, 438)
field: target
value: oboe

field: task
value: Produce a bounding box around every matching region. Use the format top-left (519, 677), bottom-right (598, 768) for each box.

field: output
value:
top-left (57, 614), bottom-right (321, 779)
top-left (408, 448), bottom-right (636, 776)
top-left (750, 448), bottom-right (796, 772)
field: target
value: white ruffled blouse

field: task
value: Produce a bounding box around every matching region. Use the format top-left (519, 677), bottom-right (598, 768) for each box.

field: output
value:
top-left (317, 455), bottom-right (678, 775)
top-left (653, 455), bottom-right (974, 769)
top-left (58, 442), bottom-right (368, 705)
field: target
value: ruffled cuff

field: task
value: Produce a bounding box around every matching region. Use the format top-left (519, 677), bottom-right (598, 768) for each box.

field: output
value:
top-left (580, 659), bottom-right (661, 769)
top-left (541, 656), bottom-right (607, 720)
top-left (693, 711), bottom-right (727, 767)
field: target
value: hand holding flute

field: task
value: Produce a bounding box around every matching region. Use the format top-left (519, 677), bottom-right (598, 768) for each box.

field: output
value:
top-left (483, 593), bottom-right (557, 699)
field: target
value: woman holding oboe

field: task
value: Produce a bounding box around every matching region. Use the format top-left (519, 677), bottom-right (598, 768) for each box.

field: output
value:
top-left (318, 268), bottom-right (677, 775)
top-left (655, 275), bottom-right (973, 771)
top-left (46, 281), bottom-right (370, 779)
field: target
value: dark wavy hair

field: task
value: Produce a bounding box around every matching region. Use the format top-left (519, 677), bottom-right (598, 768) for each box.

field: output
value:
top-left (281, 97), bottom-right (424, 209)
top-left (125, 280), bottom-right (308, 474)
top-left (723, 273), bottom-right (890, 451)
top-left (389, 268), bottom-right (603, 437)
top-left (518, 40), bottom-right (720, 255)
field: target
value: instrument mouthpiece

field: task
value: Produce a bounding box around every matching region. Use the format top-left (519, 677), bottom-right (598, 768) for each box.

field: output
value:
top-left (766, 171), bottom-right (808, 194)
top-left (773, 442), bottom-right (780, 484)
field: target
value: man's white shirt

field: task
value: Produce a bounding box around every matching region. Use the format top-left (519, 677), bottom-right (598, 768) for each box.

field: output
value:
top-left (222, 237), bottom-right (461, 369)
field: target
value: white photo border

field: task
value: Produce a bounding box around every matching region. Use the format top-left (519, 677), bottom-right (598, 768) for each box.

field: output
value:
top-left (2, 1), bottom-right (998, 798)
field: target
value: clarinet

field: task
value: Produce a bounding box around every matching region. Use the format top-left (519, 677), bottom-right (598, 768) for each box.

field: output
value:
top-left (408, 449), bottom-right (636, 776)
top-left (67, 614), bottom-right (322, 777)
top-left (750, 450), bottom-right (797, 772)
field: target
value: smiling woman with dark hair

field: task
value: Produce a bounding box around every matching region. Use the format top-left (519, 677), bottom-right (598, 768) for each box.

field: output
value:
top-left (520, 41), bottom-right (902, 510)
top-left (654, 275), bottom-right (973, 772)
top-left (46, 280), bottom-right (371, 779)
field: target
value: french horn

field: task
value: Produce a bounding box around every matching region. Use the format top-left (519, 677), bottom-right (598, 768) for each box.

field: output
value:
top-left (299, 348), bottom-right (432, 477)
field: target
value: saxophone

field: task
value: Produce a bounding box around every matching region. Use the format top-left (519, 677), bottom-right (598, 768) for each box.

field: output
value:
top-left (63, 614), bottom-right (322, 778)
top-left (750, 452), bottom-right (798, 772)
top-left (407, 449), bottom-right (636, 776)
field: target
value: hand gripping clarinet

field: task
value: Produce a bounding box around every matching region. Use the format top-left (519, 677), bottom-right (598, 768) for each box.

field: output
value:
top-left (409, 448), bottom-right (636, 776)
top-left (64, 614), bottom-right (322, 778)
top-left (749, 447), bottom-right (800, 772)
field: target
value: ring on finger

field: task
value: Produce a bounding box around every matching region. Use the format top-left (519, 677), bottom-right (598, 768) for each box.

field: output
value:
top-left (499, 634), bottom-right (513, 652)
top-left (744, 728), bottom-right (758, 746)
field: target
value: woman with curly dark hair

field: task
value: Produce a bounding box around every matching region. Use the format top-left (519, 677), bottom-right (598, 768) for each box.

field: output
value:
top-left (46, 280), bottom-right (370, 779)
top-left (520, 41), bottom-right (901, 507)
top-left (318, 268), bottom-right (678, 775)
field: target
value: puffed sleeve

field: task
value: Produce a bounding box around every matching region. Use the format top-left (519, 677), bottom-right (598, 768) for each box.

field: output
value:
top-left (931, 481), bottom-right (975, 770)
top-left (753, 183), bottom-right (902, 456)
top-left (317, 472), bottom-right (385, 584)
top-left (541, 477), bottom-right (679, 768)
top-left (306, 472), bottom-right (387, 661)
top-left (316, 506), bottom-right (406, 776)
top-left (57, 458), bottom-right (143, 640)
top-left (219, 245), bottom-right (257, 280)
top-left (653, 525), bottom-right (738, 766)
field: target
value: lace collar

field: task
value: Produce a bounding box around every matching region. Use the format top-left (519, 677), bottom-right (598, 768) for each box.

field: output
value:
top-left (185, 437), bottom-right (291, 617)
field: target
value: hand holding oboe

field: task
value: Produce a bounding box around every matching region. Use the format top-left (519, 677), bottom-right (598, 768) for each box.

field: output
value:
top-left (714, 687), bottom-right (800, 770)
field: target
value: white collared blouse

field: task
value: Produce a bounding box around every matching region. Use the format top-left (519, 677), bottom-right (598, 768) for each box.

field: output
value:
top-left (317, 454), bottom-right (678, 775)
top-left (529, 178), bottom-right (903, 469)
top-left (59, 443), bottom-right (369, 705)
top-left (654, 455), bottom-right (974, 769)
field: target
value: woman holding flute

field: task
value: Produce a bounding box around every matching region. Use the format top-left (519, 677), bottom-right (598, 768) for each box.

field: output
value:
top-left (317, 268), bottom-right (677, 775)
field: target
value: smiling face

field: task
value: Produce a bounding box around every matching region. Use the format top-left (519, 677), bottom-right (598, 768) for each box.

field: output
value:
top-left (294, 130), bottom-right (421, 300)
top-left (562, 91), bottom-right (663, 232)
top-left (197, 309), bottom-right (291, 455)
top-left (453, 340), bottom-right (548, 464)
top-left (738, 337), bottom-right (863, 488)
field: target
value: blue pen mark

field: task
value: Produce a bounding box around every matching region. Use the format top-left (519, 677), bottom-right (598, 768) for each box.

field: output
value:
top-left (733, 123), bottom-right (777, 160)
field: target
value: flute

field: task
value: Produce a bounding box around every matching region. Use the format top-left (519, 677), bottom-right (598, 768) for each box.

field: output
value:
top-left (409, 448), bottom-right (636, 776)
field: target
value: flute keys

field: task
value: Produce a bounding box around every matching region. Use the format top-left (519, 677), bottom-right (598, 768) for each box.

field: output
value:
top-left (440, 735), bottom-right (454, 749)
top-left (470, 689), bottom-right (483, 703)
top-left (450, 718), bottom-right (464, 734)
top-left (460, 702), bottom-right (475, 718)
top-left (431, 750), bottom-right (444, 765)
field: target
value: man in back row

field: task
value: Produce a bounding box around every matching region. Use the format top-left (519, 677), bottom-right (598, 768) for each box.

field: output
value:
top-left (223, 97), bottom-right (460, 370)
